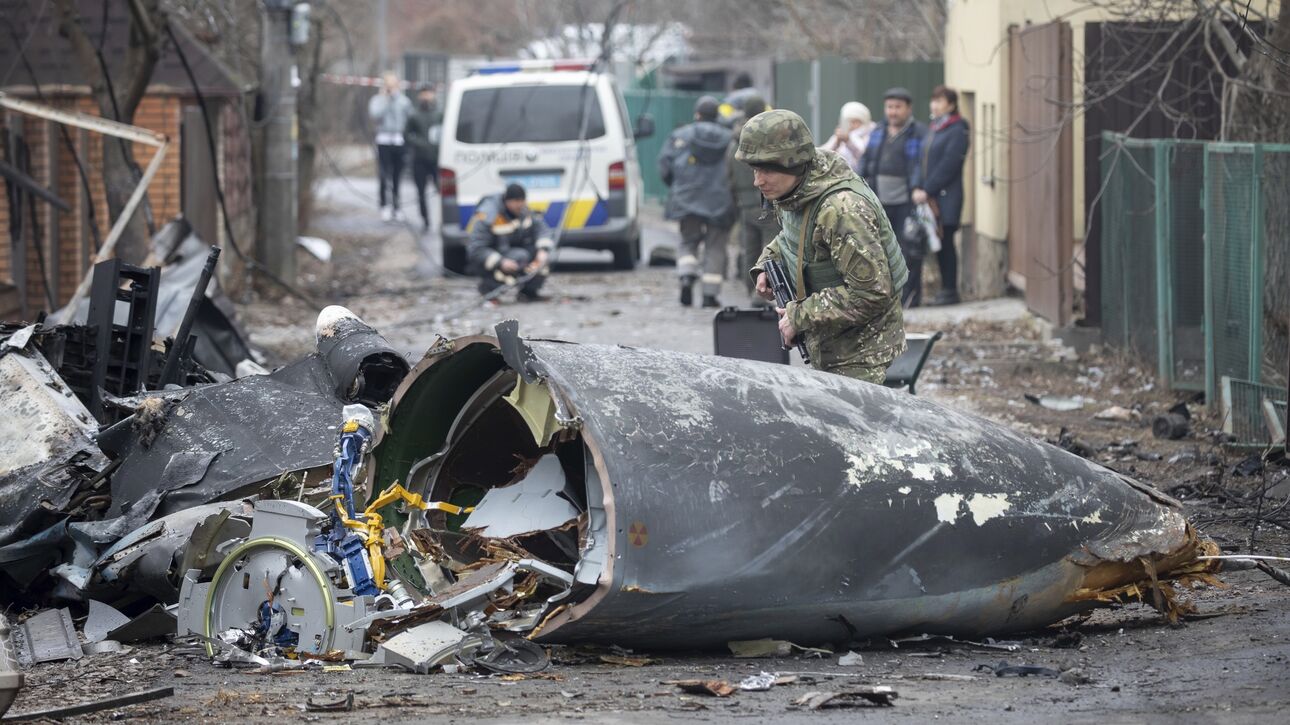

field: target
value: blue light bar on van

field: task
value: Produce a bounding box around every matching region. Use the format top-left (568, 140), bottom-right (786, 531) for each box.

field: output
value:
top-left (474, 59), bottom-right (595, 75)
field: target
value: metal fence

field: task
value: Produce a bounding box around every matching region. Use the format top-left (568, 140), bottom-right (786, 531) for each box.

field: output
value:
top-left (624, 58), bottom-right (941, 202)
top-left (773, 57), bottom-right (942, 141)
top-left (1100, 132), bottom-right (1290, 410)
top-left (623, 89), bottom-right (707, 202)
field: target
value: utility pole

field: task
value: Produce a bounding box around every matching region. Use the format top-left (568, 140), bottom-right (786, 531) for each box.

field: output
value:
top-left (377, 0), bottom-right (388, 73)
top-left (259, 0), bottom-right (302, 289)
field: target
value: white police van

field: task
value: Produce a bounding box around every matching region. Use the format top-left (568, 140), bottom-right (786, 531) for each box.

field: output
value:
top-left (438, 59), bottom-right (653, 271)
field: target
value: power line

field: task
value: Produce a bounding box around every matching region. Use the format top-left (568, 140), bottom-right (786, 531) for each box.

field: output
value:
top-left (164, 18), bottom-right (320, 309)
top-left (0, 0), bottom-right (50, 86)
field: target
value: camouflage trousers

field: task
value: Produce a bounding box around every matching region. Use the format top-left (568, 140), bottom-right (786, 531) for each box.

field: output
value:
top-left (678, 215), bottom-right (732, 297)
top-left (822, 362), bottom-right (889, 385)
top-left (736, 207), bottom-right (778, 294)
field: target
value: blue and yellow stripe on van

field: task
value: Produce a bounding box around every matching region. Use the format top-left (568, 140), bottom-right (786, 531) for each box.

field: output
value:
top-left (457, 199), bottom-right (610, 231)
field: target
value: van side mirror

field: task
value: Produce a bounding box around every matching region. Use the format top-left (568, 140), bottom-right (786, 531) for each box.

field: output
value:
top-left (633, 114), bottom-right (655, 139)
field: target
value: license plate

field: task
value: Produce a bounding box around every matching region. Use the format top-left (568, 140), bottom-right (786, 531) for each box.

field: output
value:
top-left (502, 172), bottom-right (562, 190)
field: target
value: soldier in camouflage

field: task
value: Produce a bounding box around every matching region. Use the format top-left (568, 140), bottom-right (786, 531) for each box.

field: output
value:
top-left (735, 109), bottom-right (907, 383)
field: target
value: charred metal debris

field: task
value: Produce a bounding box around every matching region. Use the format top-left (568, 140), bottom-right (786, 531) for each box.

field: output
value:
top-left (0, 231), bottom-right (414, 711)
top-left (0, 306), bottom-right (1253, 690)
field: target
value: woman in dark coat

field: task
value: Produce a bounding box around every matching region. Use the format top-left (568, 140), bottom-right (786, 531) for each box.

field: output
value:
top-left (913, 85), bottom-right (970, 306)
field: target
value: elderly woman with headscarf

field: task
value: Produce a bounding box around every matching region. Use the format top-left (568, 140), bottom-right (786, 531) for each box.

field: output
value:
top-left (819, 101), bottom-right (875, 173)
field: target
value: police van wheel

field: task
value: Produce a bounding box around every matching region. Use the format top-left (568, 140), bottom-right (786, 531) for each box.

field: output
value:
top-left (611, 238), bottom-right (639, 270)
top-left (443, 245), bottom-right (468, 275)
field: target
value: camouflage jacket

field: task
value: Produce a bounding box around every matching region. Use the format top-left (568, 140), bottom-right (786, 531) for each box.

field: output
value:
top-left (750, 150), bottom-right (906, 373)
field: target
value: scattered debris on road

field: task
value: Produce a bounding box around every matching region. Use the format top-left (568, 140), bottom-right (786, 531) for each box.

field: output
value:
top-left (1, 686), bottom-right (174, 722)
top-left (2, 261), bottom-right (1280, 723)
top-left (667, 679), bottom-right (737, 697)
top-left (838, 651), bottom-right (864, 666)
top-left (974, 661), bottom-right (1062, 678)
top-left (792, 686), bottom-right (897, 709)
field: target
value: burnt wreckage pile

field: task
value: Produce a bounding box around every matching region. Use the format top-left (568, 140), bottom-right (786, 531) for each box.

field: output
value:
top-left (1, 302), bottom-right (1227, 690)
top-left (0, 259), bottom-right (412, 707)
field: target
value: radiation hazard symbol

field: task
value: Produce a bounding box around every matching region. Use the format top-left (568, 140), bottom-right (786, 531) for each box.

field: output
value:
top-left (628, 522), bottom-right (649, 547)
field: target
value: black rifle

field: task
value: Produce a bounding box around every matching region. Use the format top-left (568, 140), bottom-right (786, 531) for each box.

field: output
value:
top-left (763, 258), bottom-right (810, 365)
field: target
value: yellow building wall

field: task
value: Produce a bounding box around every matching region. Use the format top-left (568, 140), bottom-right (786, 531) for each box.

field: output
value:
top-left (945, 0), bottom-right (1102, 246)
top-left (946, 0), bottom-right (1278, 247)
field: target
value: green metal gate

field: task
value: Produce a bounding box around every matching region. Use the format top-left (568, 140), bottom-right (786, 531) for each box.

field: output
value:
top-left (773, 57), bottom-right (942, 140)
top-left (1100, 132), bottom-right (1290, 405)
top-left (1204, 142), bottom-right (1290, 401)
top-left (1099, 134), bottom-right (1207, 391)
top-left (623, 89), bottom-right (707, 202)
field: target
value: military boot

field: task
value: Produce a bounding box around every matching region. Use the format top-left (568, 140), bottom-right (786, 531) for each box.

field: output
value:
top-left (680, 275), bottom-right (695, 306)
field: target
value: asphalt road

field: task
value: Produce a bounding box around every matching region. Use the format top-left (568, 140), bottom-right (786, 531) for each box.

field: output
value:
top-left (14, 172), bottom-right (1279, 724)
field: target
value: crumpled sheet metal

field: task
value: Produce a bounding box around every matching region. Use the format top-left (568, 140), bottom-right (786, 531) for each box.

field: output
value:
top-left (88, 502), bottom-right (252, 605)
top-left (1, 307), bottom-right (402, 606)
top-left (0, 348), bottom-right (108, 549)
top-left (107, 308), bottom-right (408, 521)
top-left (106, 357), bottom-right (350, 521)
top-left (379, 330), bottom-right (1213, 649)
top-left (150, 224), bottom-right (257, 377)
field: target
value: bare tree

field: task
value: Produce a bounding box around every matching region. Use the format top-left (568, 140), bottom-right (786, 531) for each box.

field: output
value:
top-left (682, 0), bottom-right (944, 61)
top-left (53, 0), bottom-right (167, 264)
top-left (505, 0), bottom-right (945, 62)
top-left (1219, 0), bottom-right (1290, 141)
top-left (1075, 0), bottom-right (1287, 141)
top-left (1073, 0), bottom-right (1288, 379)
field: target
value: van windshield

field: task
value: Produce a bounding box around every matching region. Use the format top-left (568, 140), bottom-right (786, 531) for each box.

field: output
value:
top-left (456, 84), bottom-right (606, 144)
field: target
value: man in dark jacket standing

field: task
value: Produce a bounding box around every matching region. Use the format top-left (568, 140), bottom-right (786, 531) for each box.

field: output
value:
top-left (404, 84), bottom-right (442, 233)
top-left (658, 96), bottom-right (735, 307)
top-left (860, 87), bottom-right (925, 306)
top-left (467, 184), bottom-right (553, 302)
top-left (726, 94), bottom-right (778, 299)
top-left (913, 85), bottom-right (970, 306)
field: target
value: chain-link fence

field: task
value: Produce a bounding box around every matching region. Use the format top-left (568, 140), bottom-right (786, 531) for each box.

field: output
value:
top-left (1100, 136), bottom-right (1159, 368)
top-left (1100, 133), bottom-right (1290, 410)
top-left (1259, 151), bottom-right (1290, 393)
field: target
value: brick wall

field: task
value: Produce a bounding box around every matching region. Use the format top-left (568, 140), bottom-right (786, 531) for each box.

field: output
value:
top-left (0, 93), bottom-right (249, 317)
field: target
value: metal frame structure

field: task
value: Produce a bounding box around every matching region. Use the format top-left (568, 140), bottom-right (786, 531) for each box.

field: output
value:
top-left (0, 92), bottom-right (169, 321)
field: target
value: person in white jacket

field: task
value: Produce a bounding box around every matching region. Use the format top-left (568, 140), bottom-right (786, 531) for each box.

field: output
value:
top-left (367, 72), bottom-right (413, 222)
top-left (819, 101), bottom-right (875, 174)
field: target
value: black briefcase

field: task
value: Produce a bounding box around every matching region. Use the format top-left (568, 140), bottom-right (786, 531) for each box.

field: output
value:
top-left (712, 306), bottom-right (790, 365)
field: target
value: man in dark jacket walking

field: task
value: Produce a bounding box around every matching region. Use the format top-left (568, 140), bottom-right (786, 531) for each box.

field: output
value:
top-left (467, 184), bottom-right (553, 302)
top-left (913, 85), bottom-right (970, 306)
top-left (658, 96), bottom-right (735, 307)
top-left (404, 84), bottom-right (442, 232)
top-left (860, 87), bottom-right (925, 306)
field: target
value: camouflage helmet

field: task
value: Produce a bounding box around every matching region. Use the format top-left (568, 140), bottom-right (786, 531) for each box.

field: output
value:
top-left (735, 109), bottom-right (815, 168)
